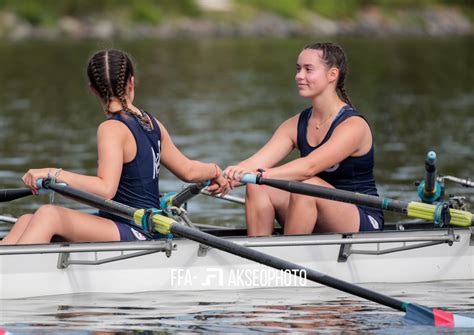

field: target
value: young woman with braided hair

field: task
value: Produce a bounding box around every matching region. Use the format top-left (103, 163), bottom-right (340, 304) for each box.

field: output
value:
top-left (1, 49), bottom-right (229, 245)
top-left (224, 42), bottom-right (384, 236)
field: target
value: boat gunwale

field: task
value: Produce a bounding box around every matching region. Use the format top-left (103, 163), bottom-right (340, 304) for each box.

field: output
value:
top-left (0, 226), bottom-right (469, 256)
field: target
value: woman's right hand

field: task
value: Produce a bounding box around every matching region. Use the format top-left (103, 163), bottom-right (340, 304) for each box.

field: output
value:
top-left (207, 175), bottom-right (230, 196)
top-left (22, 168), bottom-right (53, 194)
top-left (223, 165), bottom-right (248, 181)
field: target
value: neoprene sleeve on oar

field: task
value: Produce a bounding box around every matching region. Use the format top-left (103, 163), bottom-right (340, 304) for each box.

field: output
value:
top-left (38, 179), bottom-right (473, 327)
top-left (240, 174), bottom-right (474, 227)
top-left (0, 188), bottom-right (33, 202)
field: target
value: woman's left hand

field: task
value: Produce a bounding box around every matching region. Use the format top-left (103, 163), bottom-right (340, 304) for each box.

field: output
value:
top-left (207, 175), bottom-right (230, 196)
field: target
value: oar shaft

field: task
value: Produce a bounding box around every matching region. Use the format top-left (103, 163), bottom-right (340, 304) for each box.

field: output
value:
top-left (260, 178), bottom-right (408, 213)
top-left (0, 188), bottom-right (33, 202)
top-left (171, 181), bottom-right (209, 208)
top-left (170, 223), bottom-right (405, 312)
top-left (44, 180), bottom-right (136, 219)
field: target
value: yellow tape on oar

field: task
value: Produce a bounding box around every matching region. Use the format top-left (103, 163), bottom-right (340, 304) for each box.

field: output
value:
top-left (152, 214), bottom-right (175, 234)
top-left (133, 209), bottom-right (176, 234)
top-left (407, 202), bottom-right (473, 227)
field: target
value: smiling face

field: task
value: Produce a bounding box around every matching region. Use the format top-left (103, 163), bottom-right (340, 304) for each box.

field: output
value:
top-left (295, 49), bottom-right (339, 99)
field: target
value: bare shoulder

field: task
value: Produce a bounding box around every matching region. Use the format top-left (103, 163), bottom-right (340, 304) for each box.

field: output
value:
top-left (336, 115), bottom-right (370, 134)
top-left (154, 118), bottom-right (168, 136)
top-left (97, 119), bottom-right (130, 137)
top-left (278, 114), bottom-right (300, 133)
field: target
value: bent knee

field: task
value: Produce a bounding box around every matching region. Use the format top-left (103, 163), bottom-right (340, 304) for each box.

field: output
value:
top-left (34, 204), bottom-right (63, 219)
top-left (18, 213), bottom-right (34, 221)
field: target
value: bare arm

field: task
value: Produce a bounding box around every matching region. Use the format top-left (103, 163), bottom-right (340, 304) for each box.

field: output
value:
top-left (156, 120), bottom-right (228, 193)
top-left (22, 120), bottom-right (127, 199)
top-left (224, 115), bottom-right (298, 180)
top-left (264, 116), bottom-right (372, 180)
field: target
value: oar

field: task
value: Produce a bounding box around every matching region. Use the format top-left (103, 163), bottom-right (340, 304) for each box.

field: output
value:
top-left (0, 188), bottom-right (33, 202)
top-left (169, 181), bottom-right (210, 208)
top-left (240, 174), bottom-right (474, 227)
top-left (39, 179), bottom-right (473, 328)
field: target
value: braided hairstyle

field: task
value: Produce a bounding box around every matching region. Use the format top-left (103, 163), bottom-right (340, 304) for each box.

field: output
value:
top-left (87, 49), bottom-right (151, 130)
top-left (303, 42), bottom-right (353, 108)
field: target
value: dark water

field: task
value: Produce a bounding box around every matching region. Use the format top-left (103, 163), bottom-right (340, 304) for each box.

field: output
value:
top-left (0, 37), bottom-right (473, 333)
top-left (1, 281), bottom-right (474, 334)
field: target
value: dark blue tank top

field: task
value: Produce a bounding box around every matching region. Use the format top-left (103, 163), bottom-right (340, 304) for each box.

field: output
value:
top-left (99, 111), bottom-right (161, 224)
top-left (297, 106), bottom-right (379, 197)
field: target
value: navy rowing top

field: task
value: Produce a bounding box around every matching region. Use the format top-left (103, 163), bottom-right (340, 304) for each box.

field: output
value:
top-left (297, 105), bottom-right (379, 197)
top-left (98, 111), bottom-right (161, 224)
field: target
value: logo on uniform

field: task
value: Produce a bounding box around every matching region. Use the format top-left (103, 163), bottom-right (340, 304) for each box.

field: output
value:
top-left (131, 228), bottom-right (147, 241)
top-left (368, 215), bottom-right (379, 229)
top-left (152, 140), bottom-right (161, 179)
top-left (325, 163), bottom-right (340, 173)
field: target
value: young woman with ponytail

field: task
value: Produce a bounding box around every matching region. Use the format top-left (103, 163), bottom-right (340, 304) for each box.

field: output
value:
top-left (2, 49), bottom-right (229, 245)
top-left (224, 42), bottom-right (384, 236)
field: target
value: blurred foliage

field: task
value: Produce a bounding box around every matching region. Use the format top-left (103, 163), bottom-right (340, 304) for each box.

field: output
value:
top-left (0, 0), bottom-right (471, 25)
top-left (0, 0), bottom-right (200, 25)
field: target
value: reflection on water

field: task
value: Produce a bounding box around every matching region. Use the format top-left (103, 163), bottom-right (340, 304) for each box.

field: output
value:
top-left (1, 281), bottom-right (473, 333)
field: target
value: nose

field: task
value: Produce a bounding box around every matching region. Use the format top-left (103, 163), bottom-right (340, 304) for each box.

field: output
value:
top-left (295, 69), bottom-right (304, 81)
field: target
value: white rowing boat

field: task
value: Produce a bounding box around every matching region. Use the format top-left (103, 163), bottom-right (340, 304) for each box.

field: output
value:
top-left (1, 222), bottom-right (472, 299)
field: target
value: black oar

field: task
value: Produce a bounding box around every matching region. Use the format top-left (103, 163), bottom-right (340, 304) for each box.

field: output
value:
top-left (0, 188), bottom-right (33, 202)
top-left (170, 181), bottom-right (210, 208)
top-left (240, 174), bottom-right (473, 227)
top-left (40, 179), bottom-right (473, 328)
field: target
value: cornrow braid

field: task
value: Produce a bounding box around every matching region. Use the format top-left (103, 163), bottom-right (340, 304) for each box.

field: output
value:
top-left (115, 53), bottom-right (152, 131)
top-left (87, 49), bottom-right (152, 130)
top-left (304, 42), bottom-right (354, 108)
top-left (88, 57), bottom-right (112, 115)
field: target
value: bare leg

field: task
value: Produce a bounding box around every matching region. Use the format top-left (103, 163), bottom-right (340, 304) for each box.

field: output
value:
top-left (284, 177), bottom-right (359, 235)
top-left (0, 214), bottom-right (34, 245)
top-left (245, 184), bottom-right (290, 236)
top-left (15, 205), bottom-right (120, 244)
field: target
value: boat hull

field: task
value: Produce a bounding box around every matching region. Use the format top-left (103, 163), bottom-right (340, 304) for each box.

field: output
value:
top-left (1, 228), bottom-right (472, 299)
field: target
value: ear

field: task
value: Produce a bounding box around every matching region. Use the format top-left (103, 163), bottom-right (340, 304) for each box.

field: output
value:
top-left (128, 76), bottom-right (135, 91)
top-left (89, 83), bottom-right (99, 97)
top-left (327, 67), bottom-right (339, 84)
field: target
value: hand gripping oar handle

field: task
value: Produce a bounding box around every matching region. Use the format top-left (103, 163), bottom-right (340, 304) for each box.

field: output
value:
top-left (0, 188), bottom-right (33, 202)
top-left (418, 151), bottom-right (441, 203)
top-left (241, 174), bottom-right (474, 227)
top-left (170, 180), bottom-right (211, 208)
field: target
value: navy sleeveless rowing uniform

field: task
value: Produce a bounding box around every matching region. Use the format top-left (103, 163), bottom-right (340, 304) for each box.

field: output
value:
top-left (98, 111), bottom-right (162, 241)
top-left (297, 105), bottom-right (384, 231)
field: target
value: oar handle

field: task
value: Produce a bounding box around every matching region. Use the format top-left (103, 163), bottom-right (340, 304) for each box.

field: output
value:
top-left (418, 151), bottom-right (441, 203)
top-left (170, 180), bottom-right (211, 208)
